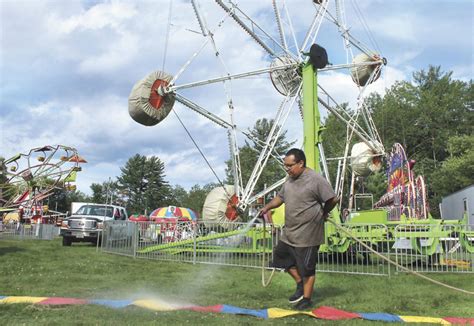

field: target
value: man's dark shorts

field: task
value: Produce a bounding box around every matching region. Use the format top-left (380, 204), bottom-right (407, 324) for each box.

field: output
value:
top-left (271, 241), bottom-right (319, 277)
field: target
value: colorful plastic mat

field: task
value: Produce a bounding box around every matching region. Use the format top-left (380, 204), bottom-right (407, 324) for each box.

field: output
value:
top-left (1, 295), bottom-right (473, 324)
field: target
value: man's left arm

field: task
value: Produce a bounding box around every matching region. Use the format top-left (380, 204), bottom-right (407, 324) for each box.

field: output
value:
top-left (322, 196), bottom-right (339, 220)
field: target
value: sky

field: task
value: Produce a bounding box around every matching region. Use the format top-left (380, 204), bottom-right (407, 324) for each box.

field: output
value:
top-left (1, 0), bottom-right (472, 195)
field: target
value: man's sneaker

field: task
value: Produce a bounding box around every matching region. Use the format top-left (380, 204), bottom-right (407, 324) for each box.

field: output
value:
top-left (294, 297), bottom-right (313, 311)
top-left (288, 282), bottom-right (304, 304)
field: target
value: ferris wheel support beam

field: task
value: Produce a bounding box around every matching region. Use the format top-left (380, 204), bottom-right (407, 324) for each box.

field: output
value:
top-left (300, 0), bottom-right (329, 54)
top-left (317, 91), bottom-right (383, 153)
top-left (170, 10), bottom-right (232, 85)
top-left (302, 62), bottom-right (341, 223)
top-left (318, 143), bottom-right (330, 184)
top-left (175, 93), bottom-right (284, 163)
top-left (272, 0), bottom-right (288, 53)
top-left (302, 63), bottom-right (321, 172)
top-left (320, 60), bottom-right (383, 72)
top-left (215, 0), bottom-right (297, 60)
top-left (215, 0), bottom-right (274, 56)
top-left (170, 99), bottom-right (282, 207)
top-left (167, 63), bottom-right (298, 93)
top-left (247, 140), bottom-right (285, 170)
top-left (227, 128), bottom-right (242, 199)
top-left (189, 1), bottom-right (245, 197)
top-left (167, 60), bottom-right (381, 94)
top-left (238, 88), bottom-right (301, 211)
top-left (247, 177), bottom-right (286, 205)
top-left (191, 0), bottom-right (208, 36)
top-left (281, 0), bottom-right (301, 60)
top-left (355, 66), bottom-right (385, 147)
top-left (175, 94), bottom-right (233, 129)
top-left (325, 10), bottom-right (377, 57)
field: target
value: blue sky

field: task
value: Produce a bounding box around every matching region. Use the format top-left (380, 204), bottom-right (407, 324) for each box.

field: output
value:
top-left (1, 0), bottom-right (472, 195)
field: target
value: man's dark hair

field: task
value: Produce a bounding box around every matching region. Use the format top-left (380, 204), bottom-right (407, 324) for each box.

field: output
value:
top-left (285, 148), bottom-right (306, 167)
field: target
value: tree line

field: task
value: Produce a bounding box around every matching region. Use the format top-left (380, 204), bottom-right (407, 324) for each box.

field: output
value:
top-left (323, 66), bottom-right (473, 216)
top-left (44, 66), bottom-right (474, 217)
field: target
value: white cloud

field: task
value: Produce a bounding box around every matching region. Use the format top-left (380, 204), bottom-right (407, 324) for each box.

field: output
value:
top-left (1, 0), bottom-right (472, 199)
top-left (77, 30), bottom-right (139, 73)
top-left (27, 101), bottom-right (57, 116)
top-left (47, 2), bottom-right (137, 34)
top-left (77, 162), bottom-right (122, 194)
top-left (450, 64), bottom-right (474, 82)
top-left (369, 14), bottom-right (418, 43)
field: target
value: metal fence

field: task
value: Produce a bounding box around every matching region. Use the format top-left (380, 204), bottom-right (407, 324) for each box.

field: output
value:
top-left (394, 224), bottom-right (474, 273)
top-left (100, 220), bottom-right (138, 256)
top-left (101, 220), bottom-right (276, 269)
top-left (0, 222), bottom-right (59, 240)
top-left (4, 218), bottom-right (471, 276)
top-left (100, 220), bottom-right (418, 276)
top-left (317, 223), bottom-right (391, 276)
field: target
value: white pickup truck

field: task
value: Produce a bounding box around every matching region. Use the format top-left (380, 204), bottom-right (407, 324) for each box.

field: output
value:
top-left (60, 203), bottom-right (128, 246)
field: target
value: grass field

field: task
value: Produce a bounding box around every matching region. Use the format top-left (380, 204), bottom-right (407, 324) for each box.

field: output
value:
top-left (1, 238), bottom-right (473, 325)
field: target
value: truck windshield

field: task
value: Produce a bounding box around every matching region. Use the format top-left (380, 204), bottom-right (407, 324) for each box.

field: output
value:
top-left (75, 205), bottom-right (114, 217)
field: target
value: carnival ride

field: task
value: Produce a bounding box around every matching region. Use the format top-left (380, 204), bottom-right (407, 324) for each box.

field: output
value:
top-left (0, 145), bottom-right (85, 225)
top-left (128, 1), bottom-right (473, 260)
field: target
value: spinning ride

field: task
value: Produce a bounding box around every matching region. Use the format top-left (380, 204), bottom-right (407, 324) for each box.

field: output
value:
top-left (0, 145), bottom-right (85, 223)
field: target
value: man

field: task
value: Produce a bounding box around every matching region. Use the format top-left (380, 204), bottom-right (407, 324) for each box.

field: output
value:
top-left (259, 148), bottom-right (338, 310)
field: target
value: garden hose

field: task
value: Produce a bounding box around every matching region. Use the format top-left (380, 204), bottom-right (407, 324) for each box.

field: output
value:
top-left (258, 215), bottom-right (473, 295)
top-left (326, 219), bottom-right (474, 295)
top-left (260, 216), bottom-right (276, 287)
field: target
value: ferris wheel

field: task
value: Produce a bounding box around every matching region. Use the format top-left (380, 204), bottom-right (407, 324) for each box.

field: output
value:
top-left (128, 0), bottom-right (386, 223)
top-left (0, 145), bottom-right (85, 214)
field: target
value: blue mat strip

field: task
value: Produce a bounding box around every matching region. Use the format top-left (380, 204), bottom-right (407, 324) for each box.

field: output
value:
top-left (358, 312), bottom-right (404, 323)
top-left (90, 299), bottom-right (133, 309)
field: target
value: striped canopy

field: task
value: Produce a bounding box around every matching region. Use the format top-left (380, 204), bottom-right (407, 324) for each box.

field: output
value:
top-left (149, 206), bottom-right (198, 221)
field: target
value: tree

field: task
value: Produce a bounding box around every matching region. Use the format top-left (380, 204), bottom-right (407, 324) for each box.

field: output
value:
top-left (168, 185), bottom-right (188, 208)
top-left (90, 183), bottom-right (105, 203)
top-left (117, 154), bottom-right (171, 215)
top-left (364, 171), bottom-right (388, 202)
top-left (169, 183), bottom-right (217, 216)
top-left (369, 66), bottom-right (473, 167)
top-left (430, 135), bottom-right (474, 216)
top-left (323, 66), bottom-right (473, 214)
top-left (185, 183), bottom-right (217, 216)
top-left (225, 118), bottom-right (294, 195)
top-left (89, 180), bottom-right (122, 205)
top-left (48, 189), bottom-right (89, 213)
top-left (367, 66), bottom-right (473, 214)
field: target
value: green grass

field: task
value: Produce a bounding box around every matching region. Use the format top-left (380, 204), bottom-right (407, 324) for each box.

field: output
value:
top-left (0, 239), bottom-right (473, 325)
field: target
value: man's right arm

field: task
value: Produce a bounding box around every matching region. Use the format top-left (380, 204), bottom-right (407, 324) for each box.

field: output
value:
top-left (259, 195), bottom-right (284, 216)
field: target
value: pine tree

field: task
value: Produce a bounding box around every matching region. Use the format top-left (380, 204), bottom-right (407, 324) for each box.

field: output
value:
top-left (117, 154), bottom-right (171, 214)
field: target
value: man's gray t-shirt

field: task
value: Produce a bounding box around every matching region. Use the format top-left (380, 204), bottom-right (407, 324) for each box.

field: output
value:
top-left (278, 168), bottom-right (336, 247)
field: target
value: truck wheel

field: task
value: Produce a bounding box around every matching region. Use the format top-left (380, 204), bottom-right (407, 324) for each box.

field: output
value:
top-left (62, 237), bottom-right (72, 246)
